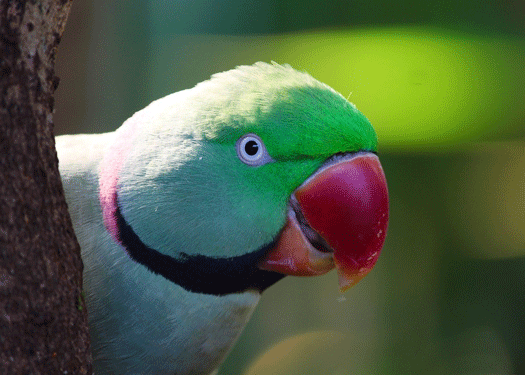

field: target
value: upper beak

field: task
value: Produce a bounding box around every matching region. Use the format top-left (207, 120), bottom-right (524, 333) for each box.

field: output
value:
top-left (258, 152), bottom-right (389, 292)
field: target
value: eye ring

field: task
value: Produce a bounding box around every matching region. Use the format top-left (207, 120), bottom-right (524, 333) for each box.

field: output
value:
top-left (236, 133), bottom-right (273, 166)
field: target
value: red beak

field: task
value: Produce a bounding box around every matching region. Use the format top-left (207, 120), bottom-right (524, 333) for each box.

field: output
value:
top-left (258, 152), bottom-right (389, 292)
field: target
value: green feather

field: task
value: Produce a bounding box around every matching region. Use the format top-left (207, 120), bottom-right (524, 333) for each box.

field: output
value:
top-left (195, 62), bottom-right (377, 155)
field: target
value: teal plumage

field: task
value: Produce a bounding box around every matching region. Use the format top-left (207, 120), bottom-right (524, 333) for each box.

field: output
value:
top-left (56, 62), bottom-right (388, 374)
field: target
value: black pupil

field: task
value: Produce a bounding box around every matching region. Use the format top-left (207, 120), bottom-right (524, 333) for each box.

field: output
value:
top-left (245, 140), bottom-right (259, 156)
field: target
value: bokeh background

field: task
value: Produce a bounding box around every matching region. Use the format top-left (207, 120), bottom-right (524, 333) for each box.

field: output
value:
top-left (54, 1), bottom-right (525, 374)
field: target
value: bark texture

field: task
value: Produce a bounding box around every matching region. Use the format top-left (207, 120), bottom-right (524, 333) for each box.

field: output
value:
top-left (0, 1), bottom-right (92, 373)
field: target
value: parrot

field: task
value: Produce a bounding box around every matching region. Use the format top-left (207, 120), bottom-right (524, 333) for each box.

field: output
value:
top-left (56, 62), bottom-right (389, 375)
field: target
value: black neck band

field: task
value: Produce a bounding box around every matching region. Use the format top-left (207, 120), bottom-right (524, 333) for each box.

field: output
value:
top-left (114, 193), bottom-right (285, 296)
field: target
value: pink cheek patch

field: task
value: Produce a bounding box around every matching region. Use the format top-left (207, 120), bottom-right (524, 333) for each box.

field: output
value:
top-left (99, 117), bottom-right (140, 245)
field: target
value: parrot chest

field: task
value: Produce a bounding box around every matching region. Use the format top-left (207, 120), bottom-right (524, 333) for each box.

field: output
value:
top-left (81, 230), bottom-right (260, 375)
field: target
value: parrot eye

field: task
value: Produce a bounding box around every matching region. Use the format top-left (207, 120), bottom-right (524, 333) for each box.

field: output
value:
top-left (236, 133), bottom-right (273, 166)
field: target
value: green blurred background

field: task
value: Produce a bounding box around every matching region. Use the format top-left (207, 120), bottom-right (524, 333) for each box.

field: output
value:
top-left (54, 1), bottom-right (525, 374)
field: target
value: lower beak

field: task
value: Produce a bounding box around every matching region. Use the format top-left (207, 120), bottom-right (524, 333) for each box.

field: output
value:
top-left (258, 152), bottom-right (389, 292)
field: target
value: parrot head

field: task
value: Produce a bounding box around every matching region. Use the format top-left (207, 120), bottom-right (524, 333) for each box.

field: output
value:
top-left (99, 62), bottom-right (388, 296)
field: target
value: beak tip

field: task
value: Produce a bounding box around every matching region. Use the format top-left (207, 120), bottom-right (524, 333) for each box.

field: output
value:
top-left (337, 267), bottom-right (369, 293)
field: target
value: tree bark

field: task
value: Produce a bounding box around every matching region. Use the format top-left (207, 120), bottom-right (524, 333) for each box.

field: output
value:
top-left (0, 1), bottom-right (92, 373)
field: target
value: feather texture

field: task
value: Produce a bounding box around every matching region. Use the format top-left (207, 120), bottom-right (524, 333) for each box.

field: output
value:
top-left (56, 62), bottom-right (380, 374)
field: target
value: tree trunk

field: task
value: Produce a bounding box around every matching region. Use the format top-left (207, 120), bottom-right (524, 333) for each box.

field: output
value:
top-left (0, 1), bottom-right (92, 373)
